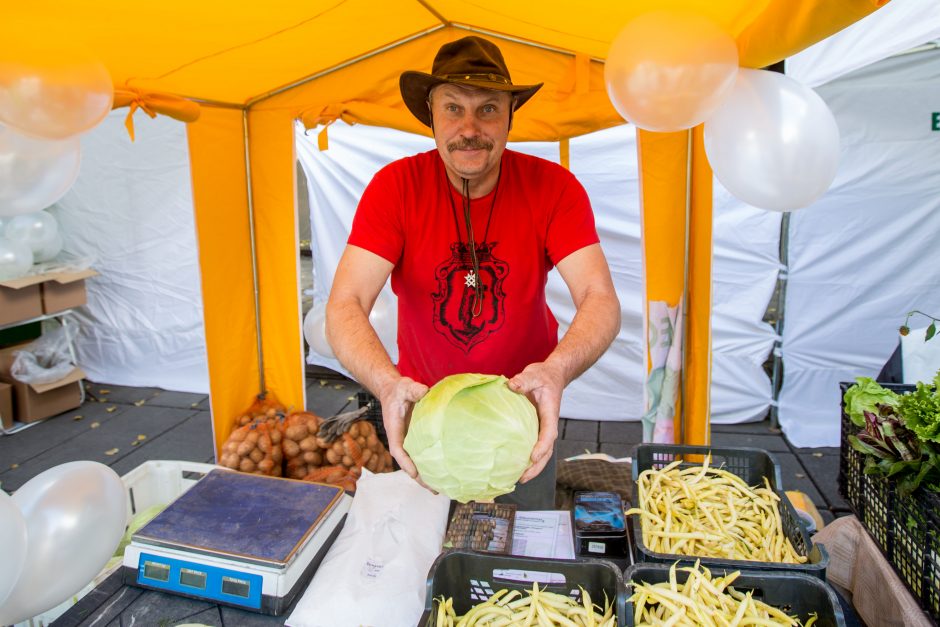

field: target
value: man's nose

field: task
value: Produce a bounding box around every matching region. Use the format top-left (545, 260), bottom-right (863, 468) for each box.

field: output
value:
top-left (456, 111), bottom-right (481, 136)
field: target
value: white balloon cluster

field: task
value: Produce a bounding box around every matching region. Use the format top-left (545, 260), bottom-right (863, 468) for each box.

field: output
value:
top-left (605, 11), bottom-right (840, 212)
top-left (0, 462), bottom-right (128, 625)
top-left (0, 210), bottom-right (64, 280)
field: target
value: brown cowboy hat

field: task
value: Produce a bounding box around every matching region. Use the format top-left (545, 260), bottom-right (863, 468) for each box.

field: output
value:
top-left (400, 36), bottom-right (543, 128)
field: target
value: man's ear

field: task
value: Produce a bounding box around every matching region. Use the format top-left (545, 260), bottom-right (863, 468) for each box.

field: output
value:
top-left (427, 100), bottom-right (434, 132)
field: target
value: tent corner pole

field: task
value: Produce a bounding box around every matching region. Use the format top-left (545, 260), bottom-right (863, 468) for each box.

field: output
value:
top-left (242, 109), bottom-right (266, 396)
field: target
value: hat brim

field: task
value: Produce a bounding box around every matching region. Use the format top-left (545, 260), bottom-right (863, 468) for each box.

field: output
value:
top-left (400, 71), bottom-right (543, 128)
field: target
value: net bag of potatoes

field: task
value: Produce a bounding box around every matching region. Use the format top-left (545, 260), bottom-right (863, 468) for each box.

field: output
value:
top-left (280, 411), bottom-right (327, 479)
top-left (219, 420), bottom-right (284, 476)
top-left (232, 391), bottom-right (287, 428)
top-left (300, 407), bottom-right (395, 492)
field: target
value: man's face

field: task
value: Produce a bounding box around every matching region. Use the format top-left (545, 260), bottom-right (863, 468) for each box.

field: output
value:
top-left (429, 83), bottom-right (512, 183)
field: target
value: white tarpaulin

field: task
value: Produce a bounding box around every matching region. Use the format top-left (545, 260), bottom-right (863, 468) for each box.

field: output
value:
top-left (298, 122), bottom-right (646, 421)
top-left (778, 47), bottom-right (940, 446)
top-left (49, 110), bottom-right (209, 393)
top-left (788, 0), bottom-right (940, 88)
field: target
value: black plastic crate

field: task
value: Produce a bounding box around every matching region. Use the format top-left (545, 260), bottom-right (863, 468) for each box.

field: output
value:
top-left (838, 381), bottom-right (940, 624)
top-left (624, 563), bottom-right (846, 626)
top-left (630, 444), bottom-right (828, 578)
top-left (420, 549), bottom-right (627, 626)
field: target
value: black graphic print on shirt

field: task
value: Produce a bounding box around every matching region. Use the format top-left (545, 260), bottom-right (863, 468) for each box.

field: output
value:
top-left (431, 241), bottom-right (508, 352)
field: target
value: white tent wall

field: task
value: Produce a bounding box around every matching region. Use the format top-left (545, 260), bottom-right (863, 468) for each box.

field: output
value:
top-left (710, 188), bottom-right (781, 425)
top-left (778, 48), bottom-right (940, 447)
top-left (297, 122), bottom-right (647, 421)
top-left (787, 0), bottom-right (940, 88)
top-left (48, 110), bottom-right (209, 394)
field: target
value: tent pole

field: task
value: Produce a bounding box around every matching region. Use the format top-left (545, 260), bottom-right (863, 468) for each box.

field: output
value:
top-left (242, 109), bottom-right (266, 395)
top-left (678, 128), bottom-right (693, 444)
top-left (769, 212), bottom-right (791, 429)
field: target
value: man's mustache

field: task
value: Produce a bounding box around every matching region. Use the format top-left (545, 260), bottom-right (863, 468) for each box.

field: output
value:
top-left (447, 138), bottom-right (494, 152)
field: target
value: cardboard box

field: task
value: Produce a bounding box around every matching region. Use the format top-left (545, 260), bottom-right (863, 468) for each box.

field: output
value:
top-left (0, 282), bottom-right (43, 326)
top-left (0, 268), bottom-right (98, 322)
top-left (41, 269), bottom-right (97, 314)
top-left (0, 382), bottom-right (13, 430)
top-left (0, 343), bottom-right (84, 424)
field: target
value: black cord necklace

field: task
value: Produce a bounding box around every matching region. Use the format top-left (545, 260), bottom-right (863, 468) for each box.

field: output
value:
top-left (445, 167), bottom-right (502, 318)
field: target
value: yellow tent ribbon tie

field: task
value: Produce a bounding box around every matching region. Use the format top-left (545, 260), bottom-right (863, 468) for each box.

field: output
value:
top-left (112, 87), bottom-right (201, 141)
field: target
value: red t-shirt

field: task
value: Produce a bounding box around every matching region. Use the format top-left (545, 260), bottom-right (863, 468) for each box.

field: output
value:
top-left (348, 149), bottom-right (599, 386)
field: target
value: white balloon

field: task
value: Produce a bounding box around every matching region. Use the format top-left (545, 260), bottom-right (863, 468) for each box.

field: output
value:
top-left (0, 237), bottom-right (34, 280)
top-left (0, 491), bottom-right (28, 608)
top-left (303, 301), bottom-right (334, 359)
top-left (3, 210), bottom-right (59, 258)
top-left (369, 291), bottom-right (399, 360)
top-left (0, 124), bottom-right (81, 217)
top-left (703, 69), bottom-right (840, 212)
top-left (0, 462), bottom-right (127, 625)
top-left (33, 230), bottom-right (63, 263)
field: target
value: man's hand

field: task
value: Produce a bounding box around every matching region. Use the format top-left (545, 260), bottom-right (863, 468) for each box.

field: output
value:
top-left (508, 361), bottom-right (565, 483)
top-left (378, 376), bottom-right (429, 481)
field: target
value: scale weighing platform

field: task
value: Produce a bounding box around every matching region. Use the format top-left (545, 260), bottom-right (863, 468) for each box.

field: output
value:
top-left (122, 469), bottom-right (351, 615)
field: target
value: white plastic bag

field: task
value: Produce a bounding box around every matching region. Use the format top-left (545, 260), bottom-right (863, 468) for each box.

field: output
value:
top-left (10, 324), bottom-right (76, 385)
top-left (286, 470), bottom-right (451, 627)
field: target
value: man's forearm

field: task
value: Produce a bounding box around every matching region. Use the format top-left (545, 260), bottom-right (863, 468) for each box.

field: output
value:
top-left (326, 299), bottom-right (400, 398)
top-left (544, 288), bottom-right (621, 385)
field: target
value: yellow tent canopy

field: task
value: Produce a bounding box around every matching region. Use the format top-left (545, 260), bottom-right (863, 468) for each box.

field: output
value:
top-left (7, 0), bottom-right (889, 453)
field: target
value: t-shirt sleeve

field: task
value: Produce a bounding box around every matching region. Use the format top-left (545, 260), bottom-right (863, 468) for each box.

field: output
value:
top-left (545, 169), bottom-right (600, 265)
top-left (347, 164), bottom-right (404, 265)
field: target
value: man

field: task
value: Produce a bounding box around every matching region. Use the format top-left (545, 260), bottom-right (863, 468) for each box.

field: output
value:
top-left (326, 36), bottom-right (620, 508)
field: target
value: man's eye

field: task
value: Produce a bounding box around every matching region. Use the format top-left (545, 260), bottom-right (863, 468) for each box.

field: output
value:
top-left (446, 104), bottom-right (460, 113)
top-left (482, 105), bottom-right (497, 114)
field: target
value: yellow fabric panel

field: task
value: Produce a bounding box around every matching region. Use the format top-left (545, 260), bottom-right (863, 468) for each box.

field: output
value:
top-left (683, 125), bottom-right (713, 446)
top-left (247, 109), bottom-right (306, 417)
top-left (737, 0), bottom-right (890, 68)
top-left (422, 0), bottom-right (766, 56)
top-left (270, 28), bottom-right (623, 141)
top-left (636, 129), bottom-right (689, 307)
top-left (186, 107), bottom-right (259, 457)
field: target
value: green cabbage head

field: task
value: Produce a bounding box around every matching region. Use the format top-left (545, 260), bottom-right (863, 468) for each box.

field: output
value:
top-left (404, 373), bottom-right (538, 503)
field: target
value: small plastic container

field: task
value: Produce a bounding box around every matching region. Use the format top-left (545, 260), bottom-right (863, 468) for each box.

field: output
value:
top-left (624, 563), bottom-right (846, 627)
top-left (630, 443), bottom-right (829, 579)
top-left (420, 549), bottom-right (627, 626)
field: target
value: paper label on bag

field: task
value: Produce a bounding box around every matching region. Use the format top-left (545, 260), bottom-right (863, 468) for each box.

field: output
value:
top-left (360, 557), bottom-right (385, 582)
top-left (588, 541), bottom-right (605, 554)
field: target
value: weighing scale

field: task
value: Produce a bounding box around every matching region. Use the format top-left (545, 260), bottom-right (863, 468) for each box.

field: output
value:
top-left (122, 469), bottom-right (351, 615)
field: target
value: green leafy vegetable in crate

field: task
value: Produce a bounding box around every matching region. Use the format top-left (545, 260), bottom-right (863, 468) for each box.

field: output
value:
top-left (629, 561), bottom-right (818, 626)
top-left (897, 370), bottom-right (940, 443)
top-left (843, 375), bottom-right (940, 496)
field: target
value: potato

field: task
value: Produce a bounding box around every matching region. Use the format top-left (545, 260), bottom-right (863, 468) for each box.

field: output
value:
top-left (229, 428), bottom-right (247, 442)
top-left (249, 448), bottom-right (264, 463)
top-left (356, 435), bottom-right (367, 447)
top-left (349, 422), bottom-right (361, 438)
top-left (245, 430), bottom-right (260, 445)
top-left (285, 424), bottom-right (307, 441)
top-left (366, 455), bottom-right (379, 473)
top-left (282, 438), bottom-right (300, 458)
top-left (258, 459), bottom-right (275, 473)
top-left (304, 451), bottom-right (322, 466)
top-left (270, 447), bottom-right (283, 463)
top-left (342, 455), bottom-right (353, 467)
top-left (239, 458), bottom-right (256, 473)
top-left (299, 436), bottom-right (318, 452)
top-left (366, 434), bottom-right (379, 449)
top-left (236, 440), bottom-right (254, 457)
top-left (258, 435), bottom-right (271, 453)
top-left (315, 436), bottom-right (330, 449)
top-left (361, 448), bottom-right (373, 465)
top-left (269, 429), bottom-right (282, 444)
top-left (325, 448), bottom-right (340, 465)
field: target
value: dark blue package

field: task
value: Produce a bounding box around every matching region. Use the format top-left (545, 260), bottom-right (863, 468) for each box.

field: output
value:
top-left (574, 491), bottom-right (627, 558)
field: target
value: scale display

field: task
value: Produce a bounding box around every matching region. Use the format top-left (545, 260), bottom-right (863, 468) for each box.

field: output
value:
top-left (126, 469), bottom-right (348, 614)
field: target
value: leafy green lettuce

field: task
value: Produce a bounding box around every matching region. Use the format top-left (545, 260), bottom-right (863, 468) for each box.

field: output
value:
top-left (898, 370), bottom-right (940, 443)
top-left (844, 377), bottom-right (899, 427)
top-left (404, 373), bottom-right (538, 503)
